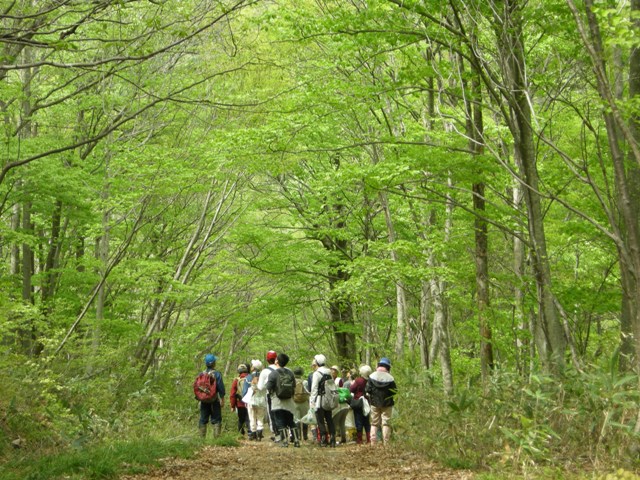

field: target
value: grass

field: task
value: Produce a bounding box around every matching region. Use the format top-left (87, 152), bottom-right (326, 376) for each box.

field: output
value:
top-left (0, 433), bottom-right (239, 480)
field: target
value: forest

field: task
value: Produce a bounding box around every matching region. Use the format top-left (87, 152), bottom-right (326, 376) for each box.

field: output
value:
top-left (2, 0), bottom-right (640, 478)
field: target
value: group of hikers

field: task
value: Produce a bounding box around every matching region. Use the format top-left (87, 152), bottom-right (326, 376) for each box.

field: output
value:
top-left (193, 350), bottom-right (398, 447)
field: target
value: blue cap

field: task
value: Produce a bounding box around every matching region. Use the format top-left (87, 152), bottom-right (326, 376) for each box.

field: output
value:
top-left (378, 357), bottom-right (391, 369)
top-left (205, 354), bottom-right (217, 365)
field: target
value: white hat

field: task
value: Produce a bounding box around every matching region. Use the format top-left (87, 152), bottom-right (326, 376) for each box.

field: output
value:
top-left (251, 359), bottom-right (263, 370)
top-left (313, 354), bottom-right (326, 366)
top-left (359, 365), bottom-right (372, 379)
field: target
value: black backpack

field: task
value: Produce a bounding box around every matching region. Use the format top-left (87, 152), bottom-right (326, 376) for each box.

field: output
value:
top-left (275, 368), bottom-right (295, 399)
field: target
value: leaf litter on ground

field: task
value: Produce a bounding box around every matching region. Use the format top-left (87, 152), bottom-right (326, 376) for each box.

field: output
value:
top-left (119, 438), bottom-right (475, 480)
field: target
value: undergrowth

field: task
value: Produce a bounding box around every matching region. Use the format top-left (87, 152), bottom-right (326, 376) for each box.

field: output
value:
top-left (393, 359), bottom-right (640, 479)
top-left (3, 350), bottom-right (640, 479)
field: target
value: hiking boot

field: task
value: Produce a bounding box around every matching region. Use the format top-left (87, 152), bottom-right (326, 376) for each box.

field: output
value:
top-left (329, 435), bottom-right (336, 448)
top-left (213, 424), bottom-right (221, 437)
top-left (198, 425), bottom-right (207, 438)
top-left (257, 429), bottom-right (263, 441)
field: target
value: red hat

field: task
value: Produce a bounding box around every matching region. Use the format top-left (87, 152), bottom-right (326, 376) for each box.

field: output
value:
top-left (266, 350), bottom-right (277, 361)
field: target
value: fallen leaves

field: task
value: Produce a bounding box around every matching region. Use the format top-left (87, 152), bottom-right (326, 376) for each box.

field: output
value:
top-left (119, 438), bottom-right (474, 480)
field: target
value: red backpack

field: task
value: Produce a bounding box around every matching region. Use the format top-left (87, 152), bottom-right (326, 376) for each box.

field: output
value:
top-left (193, 371), bottom-right (217, 402)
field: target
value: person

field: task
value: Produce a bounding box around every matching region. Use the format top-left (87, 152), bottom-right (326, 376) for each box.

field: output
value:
top-left (197, 353), bottom-right (225, 438)
top-left (245, 359), bottom-right (266, 440)
top-left (307, 360), bottom-right (319, 443)
top-left (310, 354), bottom-right (336, 447)
top-left (350, 364), bottom-right (372, 444)
top-left (343, 368), bottom-right (356, 390)
top-left (266, 353), bottom-right (300, 447)
top-left (230, 363), bottom-right (251, 437)
top-left (365, 357), bottom-right (397, 446)
top-left (257, 350), bottom-right (278, 440)
top-left (292, 366), bottom-right (310, 441)
top-left (330, 365), bottom-right (344, 387)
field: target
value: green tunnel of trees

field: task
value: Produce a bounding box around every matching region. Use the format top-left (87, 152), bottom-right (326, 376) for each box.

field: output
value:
top-left (2, 0), bottom-right (640, 473)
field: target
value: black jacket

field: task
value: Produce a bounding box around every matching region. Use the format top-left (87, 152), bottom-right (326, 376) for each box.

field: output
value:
top-left (365, 370), bottom-right (396, 408)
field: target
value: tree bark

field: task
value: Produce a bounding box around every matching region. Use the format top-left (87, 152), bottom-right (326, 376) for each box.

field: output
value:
top-left (566, 0), bottom-right (640, 375)
top-left (495, 0), bottom-right (566, 373)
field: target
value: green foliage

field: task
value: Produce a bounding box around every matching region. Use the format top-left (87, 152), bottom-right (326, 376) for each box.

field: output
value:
top-left (395, 361), bottom-right (640, 476)
top-left (0, 437), bottom-right (200, 480)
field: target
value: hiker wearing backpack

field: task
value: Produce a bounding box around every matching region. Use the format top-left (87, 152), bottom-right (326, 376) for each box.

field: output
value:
top-left (257, 350), bottom-right (278, 440)
top-left (350, 364), bottom-right (372, 444)
top-left (266, 353), bottom-right (299, 447)
top-left (245, 359), bottom-right (265, 441)
top-left (194, 353), bottom-right (226, 438)
top-left (365, 357), bottom-right (397, 446)
top-left (309, 354), bottom-right (337, 447)
top-left (230, 363), bottom-right (251, 437)
top-left (292, 366), bottom-right (310, 441)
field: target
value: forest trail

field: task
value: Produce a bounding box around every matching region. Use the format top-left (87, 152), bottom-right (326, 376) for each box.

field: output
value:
top-left (119, 438), bottom-right (475, 480)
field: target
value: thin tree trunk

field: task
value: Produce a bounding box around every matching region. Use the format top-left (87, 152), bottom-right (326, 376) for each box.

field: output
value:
top-left (419, 281), bottom-right (431, 368)
top-left (567, 0), bottom-right (640, 379)
top-left (512, 182), bottom-right (529, 377)
top-left (465, 62), bottom-right (494, 382)
top-left (379, 191), bottom-right (408, 359)
top-left (11, 200), bottom-right (20, 275)
top-left (496, 0), bottom-right (566, 373)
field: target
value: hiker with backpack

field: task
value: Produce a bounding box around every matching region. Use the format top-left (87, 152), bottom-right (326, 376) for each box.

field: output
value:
top-left (230, 363), bottom-right (251, 437)
top-left (244, 359), bottom-right (266, 441)
top-left (365, 357), bottom-right (397, 446)
top-left (193, 353), bottom-right (226, 438)
top-left (292, 366), bottom-right (310, 441)
top-left (350, 364), bottom-right (372, 444)
top-left (265, 353), bottom-right (300, 447)
top-left (257, 350), bottom-right (278, 440)
top-left (309, 354), bottom-right (338, 447)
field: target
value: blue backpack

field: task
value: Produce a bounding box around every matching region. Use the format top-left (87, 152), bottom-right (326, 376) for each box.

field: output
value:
top-left (241, 373), bottom-right (253, 397)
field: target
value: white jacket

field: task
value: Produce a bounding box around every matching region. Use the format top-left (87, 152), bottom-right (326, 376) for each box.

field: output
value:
top-left (310, 366), bottom-right (332, 410)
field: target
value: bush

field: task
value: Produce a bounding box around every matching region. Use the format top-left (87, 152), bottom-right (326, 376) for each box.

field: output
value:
top-left (393, 360), bottom-right (640, 476)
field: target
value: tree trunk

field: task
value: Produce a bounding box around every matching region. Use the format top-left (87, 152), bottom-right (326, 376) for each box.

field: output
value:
top-left (419, 280), bottom-right (431, 368)
top-left (496, 0), bottom-right (566, 373)
top-left (379, 190), bottom-right (408, 359)
top-left (465, 63), bottom-right (494, 382)
top-left (11, 200), bottom-right (20, 275)
top-left (41, 200), bottom-right (63, 306)
top-left (511, 182), bottom-right (529, 377)
top-left (566, 0), bottom-right (640, 376)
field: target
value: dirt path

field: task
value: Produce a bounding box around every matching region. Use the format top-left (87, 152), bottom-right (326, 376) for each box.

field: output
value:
top-left (120, 438), bottom-right (475, 480)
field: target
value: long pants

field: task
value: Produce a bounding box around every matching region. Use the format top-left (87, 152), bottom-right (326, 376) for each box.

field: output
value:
top-left (248, 405), bottom-right (265, 433)
top-left (267, 394), bottom-right (277, 434)
top-left (353, 405), bottom-right (371, 436)
top-left (293, 402), bottom-right (309, 440)
top-left (236, 407), bottom-right (250, 434)
top-left (274, 409), bottom-right (296, 433)
top-left (314, 408), bottom-right (335, 441)
top-left (370, 405), bottom-right (393, 445)
top-left (199, 400), bottom-right (222, 426)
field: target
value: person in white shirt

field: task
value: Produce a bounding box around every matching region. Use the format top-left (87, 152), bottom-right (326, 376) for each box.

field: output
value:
top-left (257, 350), bottom-right (278, 440)
top-left (244, 359), bottom-right (265, 440)
top-left (309, 354), bottom-right (336, 447)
